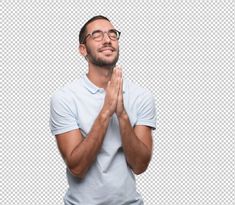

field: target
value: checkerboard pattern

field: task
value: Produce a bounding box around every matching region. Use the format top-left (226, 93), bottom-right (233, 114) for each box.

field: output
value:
top-left (2, 0), bottom-right (235, 204)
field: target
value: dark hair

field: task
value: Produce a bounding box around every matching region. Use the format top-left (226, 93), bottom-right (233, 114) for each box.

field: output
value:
top-left (79, 15), bottom-right (110, 44)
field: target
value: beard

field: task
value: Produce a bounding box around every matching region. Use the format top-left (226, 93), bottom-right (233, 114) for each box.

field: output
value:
top-left (86, 45), bottom-right (119, 68)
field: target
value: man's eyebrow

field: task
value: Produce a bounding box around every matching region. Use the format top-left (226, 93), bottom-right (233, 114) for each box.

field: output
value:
top-left (90, 29), bottom-right (116, 33)
top-left (91, 29), bottom-right (102, 33)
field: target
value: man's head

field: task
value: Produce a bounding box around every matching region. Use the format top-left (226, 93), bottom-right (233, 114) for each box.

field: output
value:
top-left (79, 15), bottom-right (120, 68)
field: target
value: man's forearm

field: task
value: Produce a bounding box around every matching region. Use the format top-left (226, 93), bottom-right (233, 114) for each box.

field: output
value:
top-left (69, 110), bottom-right (111, 178)
top-left (68, 68), bottom-right (122, 178)
top-left (118, 113), bottom-right (152, 174)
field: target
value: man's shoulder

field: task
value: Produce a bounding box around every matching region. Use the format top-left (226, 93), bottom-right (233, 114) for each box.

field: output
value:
top-left (124, 78), bottom-right (152, 97)
top-left (51, 77), bottom-right (83, 101)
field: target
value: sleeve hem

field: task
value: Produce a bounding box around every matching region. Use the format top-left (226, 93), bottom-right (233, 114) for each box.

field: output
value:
top-left (135, 121), bottom-right (156, 130)
top-left (51, 126), bottom-right (79, 136)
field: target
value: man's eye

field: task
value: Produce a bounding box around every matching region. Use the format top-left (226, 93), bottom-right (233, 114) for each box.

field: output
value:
top-left (109, 31), bottom-right (117, 37)
top-left (92, 31), bottom-right (102, 38)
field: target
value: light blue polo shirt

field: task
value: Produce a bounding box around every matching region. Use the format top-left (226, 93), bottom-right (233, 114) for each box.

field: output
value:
top-left (49, 74), bottom-right (156, 205)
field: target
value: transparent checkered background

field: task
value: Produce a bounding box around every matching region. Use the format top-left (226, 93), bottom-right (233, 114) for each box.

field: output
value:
top-left (1, 0), bottom-right (235, 204)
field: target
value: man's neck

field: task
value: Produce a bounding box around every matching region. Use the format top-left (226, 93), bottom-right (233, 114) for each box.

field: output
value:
top-left (87, 64), bottom-right (115, 89)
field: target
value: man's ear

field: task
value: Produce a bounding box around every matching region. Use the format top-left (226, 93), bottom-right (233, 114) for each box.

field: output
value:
top-left (79, 44), bottom-right (87, 57)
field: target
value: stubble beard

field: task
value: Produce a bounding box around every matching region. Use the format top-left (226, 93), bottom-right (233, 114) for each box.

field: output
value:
top-left (86, 46), bottom-right (119, 69)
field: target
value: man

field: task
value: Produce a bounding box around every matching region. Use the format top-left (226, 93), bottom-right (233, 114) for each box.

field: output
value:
top-left (50, 15), bottom-right (156, 205)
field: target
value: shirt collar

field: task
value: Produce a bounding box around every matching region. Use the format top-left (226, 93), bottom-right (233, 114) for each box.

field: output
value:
top-left (82, 74), bottom-right (126, 94)
top-left (82, 74), bottom-right (103, 94)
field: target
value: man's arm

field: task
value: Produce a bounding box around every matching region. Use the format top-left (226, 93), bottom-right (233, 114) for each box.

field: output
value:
top-left (55, 111), bottom-right (110, 179)
top-left (55, 68), bottom-right (120, 179)
top-left (118, 113), bottom-right (153, 175)
top-left (115, 68), bottom-right (153, 174)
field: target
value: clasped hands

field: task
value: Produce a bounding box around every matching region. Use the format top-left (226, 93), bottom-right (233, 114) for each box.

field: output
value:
top-left (102, 66), bottom-right (126, 118)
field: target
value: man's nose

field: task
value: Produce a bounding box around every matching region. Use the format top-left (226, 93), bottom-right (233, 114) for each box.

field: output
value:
top-left (103, 32), bottom-right (111, 43)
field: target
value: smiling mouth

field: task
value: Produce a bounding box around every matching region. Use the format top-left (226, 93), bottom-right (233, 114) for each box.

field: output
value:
top-left (99, 47), bottom-right (115, 52)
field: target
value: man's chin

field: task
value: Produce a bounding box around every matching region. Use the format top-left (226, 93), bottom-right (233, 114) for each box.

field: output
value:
top-left (87, 51), bottom-right (119, 68)
top-left (97, 62), bottom-right (117, 68)
top-left (95, 58), bottom-right (118, 68)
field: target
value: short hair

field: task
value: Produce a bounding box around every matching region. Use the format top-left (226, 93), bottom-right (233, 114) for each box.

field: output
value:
top-left (79, 15), bottom-right (111, 44)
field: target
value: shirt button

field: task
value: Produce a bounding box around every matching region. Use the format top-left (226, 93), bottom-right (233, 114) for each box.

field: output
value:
top-left (99, 88), bottom-right (104, 93)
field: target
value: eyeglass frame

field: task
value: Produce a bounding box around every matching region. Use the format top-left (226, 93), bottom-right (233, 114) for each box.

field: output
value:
top-left (82, 29), bottom-right (121, 44)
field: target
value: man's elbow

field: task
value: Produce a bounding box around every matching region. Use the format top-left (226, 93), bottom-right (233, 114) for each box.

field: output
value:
top-left (132, 154), bottom-right (151, 175)
top-left (132, 163), bottom-right (149, 175)
top-left (68, 166), bottom-right (87, 179)
top-left (64, 157), bottom-right (87, 179)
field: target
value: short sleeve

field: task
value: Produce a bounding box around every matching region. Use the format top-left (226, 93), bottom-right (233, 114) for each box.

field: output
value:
top-left (49, 91), bottom-right (79, 136)
top-left (135, 91), bottom-right (157, 130)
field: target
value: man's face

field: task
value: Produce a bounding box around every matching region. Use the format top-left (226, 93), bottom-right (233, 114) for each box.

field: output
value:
top-left (83, 19), bottom-right (119, 68)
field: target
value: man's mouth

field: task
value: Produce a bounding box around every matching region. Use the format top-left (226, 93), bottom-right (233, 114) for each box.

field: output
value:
top-left (99, 47), bottom-right (115, 52)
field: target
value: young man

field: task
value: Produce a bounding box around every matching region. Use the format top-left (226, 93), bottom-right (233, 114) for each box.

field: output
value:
top-left (50, 15), bottom-right (156, 205)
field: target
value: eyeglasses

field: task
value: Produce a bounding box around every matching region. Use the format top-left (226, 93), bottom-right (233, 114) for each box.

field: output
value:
top-left (82, 29), bottom-right (121, 44)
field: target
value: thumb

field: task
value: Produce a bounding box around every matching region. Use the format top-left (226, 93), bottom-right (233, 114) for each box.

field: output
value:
top-left (107, 81), bottom-right (111, 89)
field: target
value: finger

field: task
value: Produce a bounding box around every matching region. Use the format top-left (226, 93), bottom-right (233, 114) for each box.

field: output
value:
top-left (112, 68), bottom-right (120, 93)
top-left (115, 65), bottom-right (122, 80)
top-left (119, 75), bottom-right (123, 96)
top-left (119, 67), bottom-right (122, 79)
top-left (114, 67), bottom-right (120, 83)
top-left (110, 68), bottom-right (116, 85)
top-left (117, 67), bottom-right (123, 87)
top-left (106, 81), bottom-right (111, 92)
